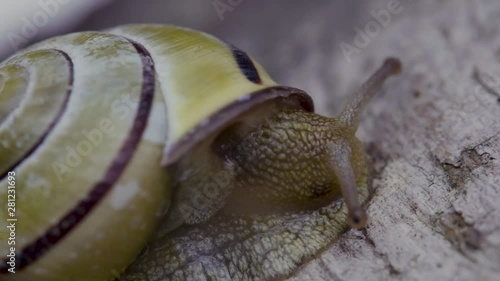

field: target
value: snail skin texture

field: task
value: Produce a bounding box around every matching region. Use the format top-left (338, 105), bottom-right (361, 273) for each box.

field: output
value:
top-left (0, 24), bottom-right (401, 281)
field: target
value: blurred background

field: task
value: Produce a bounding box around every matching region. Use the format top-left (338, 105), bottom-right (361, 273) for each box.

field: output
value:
top-left (0, 0), bottom-right (409, 115)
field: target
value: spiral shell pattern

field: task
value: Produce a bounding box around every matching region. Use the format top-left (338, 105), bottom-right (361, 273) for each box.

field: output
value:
top-left (0, 31), bottom-right (170, 281)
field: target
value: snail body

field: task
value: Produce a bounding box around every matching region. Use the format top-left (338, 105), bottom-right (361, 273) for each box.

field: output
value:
top-left (0, 25), bottom-right (401, 281)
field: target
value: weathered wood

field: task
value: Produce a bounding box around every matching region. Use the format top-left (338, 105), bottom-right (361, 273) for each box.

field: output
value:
top-left (218, 0), bottom-right (500, 280)
top-left (297, 2), bottom-right (499, 280)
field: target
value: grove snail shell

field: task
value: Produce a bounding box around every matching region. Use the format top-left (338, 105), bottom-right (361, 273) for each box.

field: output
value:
top-left (0, 24), bottom-right (401, 281)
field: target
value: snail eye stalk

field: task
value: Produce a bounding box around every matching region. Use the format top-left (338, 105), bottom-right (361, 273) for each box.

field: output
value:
top-left (329, 142), bottom-right (367, 229)
top-left (331, 58), bottom-right (402, 228)
top-left (338, 58), bottom-right (402, 130)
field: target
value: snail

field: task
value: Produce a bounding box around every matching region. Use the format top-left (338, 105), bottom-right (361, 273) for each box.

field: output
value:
top-left (0, 24), bottom-right (401, 281)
